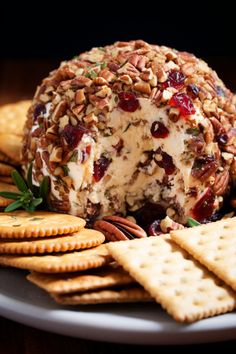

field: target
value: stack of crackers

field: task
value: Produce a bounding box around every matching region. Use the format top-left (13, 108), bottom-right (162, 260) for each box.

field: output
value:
top-left (0, 101), bottom-right (31, 210)
top-left (0, 210), bottom-right (150, 305)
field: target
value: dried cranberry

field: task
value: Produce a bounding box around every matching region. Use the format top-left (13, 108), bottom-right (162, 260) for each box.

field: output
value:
top-left (93, 156), bottom-right (111, 182)
top-left (163, 70), bottom-right (186, 89)
top-left (154, 148), bottom-right (176, 175)
top-left (118, 92), bottom-right (140, 112)
top-left (169, 92), bottom-right (196, 116)
top-left (151, 121), bottom-right (169, 138)
top-left (192, 188), bottom-right (215, 221)
top-left (33, 104), bottom-right (46, 121)
top-left (191, 155), bottom-right (218, 181)
top-left (61, 124), bottom-right (88, 150)
top-left (187, 84), bottom-right (199, 99)
top-left (217, 134), bottom-right (228, 145)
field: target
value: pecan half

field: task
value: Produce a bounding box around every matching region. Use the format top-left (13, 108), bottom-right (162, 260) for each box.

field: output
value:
top-left (93, 215), bottom-right (147, 242)
top-left (213, 170), bottom-right (229, 196)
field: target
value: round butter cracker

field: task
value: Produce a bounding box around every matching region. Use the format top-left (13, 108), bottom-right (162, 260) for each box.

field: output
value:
top-left (0, 210), bottom-right (86, 238)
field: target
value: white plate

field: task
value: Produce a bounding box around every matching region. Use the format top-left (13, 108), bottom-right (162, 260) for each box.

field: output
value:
top-left (0, 268), bottom-right (236, 345)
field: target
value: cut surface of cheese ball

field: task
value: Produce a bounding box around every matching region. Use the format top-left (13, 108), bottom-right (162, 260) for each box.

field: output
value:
top-left (22, 40), bottom-right (236, 223)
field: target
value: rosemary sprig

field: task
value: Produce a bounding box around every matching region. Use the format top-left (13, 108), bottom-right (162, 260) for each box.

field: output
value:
top-left (0, 165), bottom-right (50, 212)
top-left (187, 217), bottom-right (201, 227)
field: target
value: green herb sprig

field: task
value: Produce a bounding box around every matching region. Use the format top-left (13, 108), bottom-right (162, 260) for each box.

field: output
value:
top-left (0, 164), bottom-right (49, 212)
top-left (187, 217), bottom-right (201, 227)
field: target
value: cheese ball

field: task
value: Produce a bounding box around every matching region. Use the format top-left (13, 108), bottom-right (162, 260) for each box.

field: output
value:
top-left (22, 40), bottom-right (236, 223)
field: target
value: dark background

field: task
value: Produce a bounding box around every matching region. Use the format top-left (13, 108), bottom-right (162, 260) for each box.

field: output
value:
top-left (0, 1), bottom-right (235, 59)
top-left (1, 1), bottom-right (236, 95)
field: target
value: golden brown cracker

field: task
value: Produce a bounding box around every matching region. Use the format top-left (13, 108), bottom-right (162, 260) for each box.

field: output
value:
top-left (0, 182), bottom-right (19, 207)
top-left (0, 162), bottom-right (14, 176)
top-left (0, 210), bottom-right (86, 238)
top-left (0, 134), bottom-right (22, 163)
top-left (0, 228), bottom-right (105, 255)
top-left (27, 265), bottom-right (134, 294)
top-left (0, 100), bottom-right (31, 136)
top-left (171, 217), bottom-right (236, 292)
top-left (0, 152), bottom-right (19, 166)
top-left (107, 237), bottom-right (236, 323)
top-left (0, 176), bottom-right (13, 184)
top-left (52, 287), bottom-right (152, 305)
top-left (0, 244), bottom-right (112, 273)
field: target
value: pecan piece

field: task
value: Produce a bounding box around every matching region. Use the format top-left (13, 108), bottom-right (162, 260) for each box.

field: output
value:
top-left (93, 215), bottom-right (147, 242)
top-left (191, 155), bottom-right (218, 181)
top-left (213, 170), bottom-right (229, 196)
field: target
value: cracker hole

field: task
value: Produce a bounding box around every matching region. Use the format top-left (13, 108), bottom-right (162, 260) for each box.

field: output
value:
top-left (139, 263), bottom-right (148, 269)
top-left (217, 246), bottom-right (223, 251)
top-left (180, 277), bottom-right (188, 284)
top-left (162, 269), bottom-right (169, 275)
top-left (219, 235), bottom-right (225, 240)
top-left (200, 231), bottom-right (207, 236)
top-left (214, 257), bottom-right (221, 262)
top-left (198, 240), bottom-right (205, 246)
top-left (164, 259), bottom-right (170, 264)
top-left (193, 300), bottom-right (201, 306)
top-left (223, 225), bottom-right (229, 230)
top-left (148, 251), bottom-right (156, 257)
top-left (183, 267), bottom-right (191, 272)
top-left (197, 287), bottom-right (205, 293)
top-left (217, 296), bottom-right (225, 301)
top-left (175, 290), bottom-right (182, 296)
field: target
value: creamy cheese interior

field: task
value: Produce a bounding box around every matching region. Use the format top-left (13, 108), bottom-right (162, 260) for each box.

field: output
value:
top-left (37, 98), bottom-right (207, 222)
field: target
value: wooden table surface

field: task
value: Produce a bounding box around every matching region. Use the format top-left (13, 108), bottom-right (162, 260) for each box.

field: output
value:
top-left (0, 58), bottom-right (236, 353)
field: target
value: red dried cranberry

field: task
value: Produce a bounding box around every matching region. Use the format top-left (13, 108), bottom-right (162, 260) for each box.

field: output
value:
top-left (93, 156), bottom-right (111, 182)
top-left (148, 220), bottom-right (162, 236)
top-left (151, 121), bottom-right (169, 138)
top-left (81, 145), bottom-right (91, 163)
top-left (118, 92), bottom-right (140, 112)
top-left (61, 124), bottom-right (88, 150)
top-left (187, 84), bottom-right (199, 99)
top-left (155, 148), bottom-right (176, 175)
top-left (163, 70), bottom-right (186, 89)
top-left (33, 104), bottom-right (46, 121)
top-left (192, 188), bottom-right (215, 221)
top-left (169, 92), bottom-right (196, 116)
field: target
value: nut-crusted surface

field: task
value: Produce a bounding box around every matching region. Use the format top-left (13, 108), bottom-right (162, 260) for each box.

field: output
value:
top-left (0, 228), bottom-right (104, 254)
top-left (0, 211), bottom-right (86, 238)
top-left (171, 217), bottom-right (236, 291)
top-left (27, 264), bottom-right (134, 294)
top-left (94, 215), bottom-right (147, 241)
top-left (107, 237), bottom-right (236, 323)
top-left (52, 287), bottom-right (152, 305)
top-left (22, 40), bottom-right (236, 222)
top-left (0, 244), bottom-right (112, 273)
